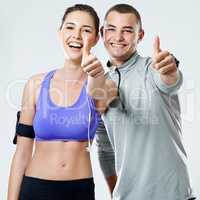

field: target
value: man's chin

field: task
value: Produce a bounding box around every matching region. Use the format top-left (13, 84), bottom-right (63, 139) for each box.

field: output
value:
top-left (112, 54), bottom-right (126, 61)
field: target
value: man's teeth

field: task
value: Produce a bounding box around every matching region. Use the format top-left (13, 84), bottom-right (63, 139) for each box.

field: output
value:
top-left (111, 43), bottom-right (124, 47)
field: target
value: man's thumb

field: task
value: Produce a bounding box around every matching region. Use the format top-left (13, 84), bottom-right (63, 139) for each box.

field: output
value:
top-left (153, 36), bottom-right (161, 55)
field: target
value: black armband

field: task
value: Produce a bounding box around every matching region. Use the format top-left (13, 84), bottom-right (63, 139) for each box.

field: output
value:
top-left (13, 111), bottom-right (35, 144)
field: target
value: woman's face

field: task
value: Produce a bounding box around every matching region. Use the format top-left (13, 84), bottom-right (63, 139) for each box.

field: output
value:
top-left (59, 10), bottom-right (99, 62)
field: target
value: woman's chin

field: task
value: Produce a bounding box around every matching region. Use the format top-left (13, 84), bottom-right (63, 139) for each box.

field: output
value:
top-left (65, 55), bottom-right (82, 64)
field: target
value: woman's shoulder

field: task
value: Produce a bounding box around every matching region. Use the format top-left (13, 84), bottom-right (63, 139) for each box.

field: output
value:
top-left (28, 69), bottom-right (56, 85)
top-left (26, 72), bottom-right (50, 89)
top-left (29, 72), bottom-right (47, 83)
top-left (22, 72), bottom-right (48, 103)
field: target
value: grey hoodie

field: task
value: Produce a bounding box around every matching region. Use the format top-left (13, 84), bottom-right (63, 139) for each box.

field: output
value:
top-left (96, 52), bottom-right (195, 200)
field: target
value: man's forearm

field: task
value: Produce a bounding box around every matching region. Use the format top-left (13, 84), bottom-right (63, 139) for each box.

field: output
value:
top-left (160, 70), bottom-right (179, 86)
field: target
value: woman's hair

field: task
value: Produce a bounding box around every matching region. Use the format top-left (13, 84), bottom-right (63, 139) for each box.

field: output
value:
top-left (60, 4), bottom-right (100, 35)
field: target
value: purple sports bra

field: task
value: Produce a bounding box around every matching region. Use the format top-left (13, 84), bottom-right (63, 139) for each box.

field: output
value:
top-left (33, 70), bottom-right (100, 141)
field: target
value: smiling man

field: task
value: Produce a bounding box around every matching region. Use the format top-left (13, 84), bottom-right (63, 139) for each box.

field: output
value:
top-left (96, 4), bottom-right (196, 200)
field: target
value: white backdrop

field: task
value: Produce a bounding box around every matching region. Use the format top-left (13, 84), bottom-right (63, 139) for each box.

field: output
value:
top-left (1, 0), bottom-right (200, 199)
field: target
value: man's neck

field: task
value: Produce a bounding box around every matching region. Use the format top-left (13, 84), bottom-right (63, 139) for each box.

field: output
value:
top-left (110, 52), bottom-right (136, 67)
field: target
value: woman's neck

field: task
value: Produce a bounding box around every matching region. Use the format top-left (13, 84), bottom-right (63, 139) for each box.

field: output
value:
top-left (64, 59), bottom-right (81, 70)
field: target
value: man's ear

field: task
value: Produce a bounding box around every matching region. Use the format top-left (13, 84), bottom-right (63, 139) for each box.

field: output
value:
top-left (100, 26), bottom-right (104, 37)
top-left (138, 30), bottom-right (144, 43)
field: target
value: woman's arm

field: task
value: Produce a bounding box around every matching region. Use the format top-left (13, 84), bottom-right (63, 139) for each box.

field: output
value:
top-left (7, 76), bottom-right (37, 200)
top-left (90, 77), bottom-right (117, 113)
top-left (7, 137), bottom-right (34, 200)
top-left (81, 38), bottom-right (117, 113)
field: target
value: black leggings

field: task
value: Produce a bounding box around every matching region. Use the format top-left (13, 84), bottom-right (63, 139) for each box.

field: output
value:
top-left (19, 176), bottom-right (95, 200)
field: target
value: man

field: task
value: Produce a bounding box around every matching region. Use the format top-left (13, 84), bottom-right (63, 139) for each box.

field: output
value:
top-left (96, 4), bottom-right (196, 200)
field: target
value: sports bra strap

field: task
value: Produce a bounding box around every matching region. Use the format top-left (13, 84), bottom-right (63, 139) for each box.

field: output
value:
top-left (41, 70), bottom-right (56, 90)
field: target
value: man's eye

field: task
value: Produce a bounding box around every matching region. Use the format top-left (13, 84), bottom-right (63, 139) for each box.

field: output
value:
top-left (106, 28), bottom-right (115, 32)
top-left (123, 30), bottom-right (134, 33)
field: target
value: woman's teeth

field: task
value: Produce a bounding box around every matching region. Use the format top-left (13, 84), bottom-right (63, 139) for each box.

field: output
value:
top-left (68, 42), bottom-right (82, 48)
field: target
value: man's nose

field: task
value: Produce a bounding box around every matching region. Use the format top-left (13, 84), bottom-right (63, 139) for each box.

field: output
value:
top-left (115, 30), bottom-right (124, 41)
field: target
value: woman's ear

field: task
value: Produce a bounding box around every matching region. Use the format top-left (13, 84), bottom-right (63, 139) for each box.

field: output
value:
top-left (100, 26), bottom-right (104, 37)
top-left (92, 33), bottom-right (100, 47)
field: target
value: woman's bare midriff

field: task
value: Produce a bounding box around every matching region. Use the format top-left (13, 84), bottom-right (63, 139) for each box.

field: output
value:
top-left (25, 140), bottom-right (93, 180)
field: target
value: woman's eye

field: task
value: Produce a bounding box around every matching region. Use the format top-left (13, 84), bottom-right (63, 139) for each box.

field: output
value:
top-left (65, 26), bottom-right (74, 30)
top-left (83, 29), bottom-right (92, 33)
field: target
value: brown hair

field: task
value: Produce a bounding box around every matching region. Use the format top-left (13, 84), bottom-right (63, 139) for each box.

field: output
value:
top-left (60, 4), bottom-right (100, 35)
top-left (104, 4), bottom-right (142, 31)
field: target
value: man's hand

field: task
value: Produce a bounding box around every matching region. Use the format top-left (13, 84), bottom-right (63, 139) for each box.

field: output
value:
top-left (81, 37), bottom-right (104, 78)
top-left (152, 36), bottom-right (179, 85)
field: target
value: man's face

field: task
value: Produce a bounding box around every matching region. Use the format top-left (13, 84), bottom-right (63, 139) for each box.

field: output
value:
top-left (103, 11), bottom-right (143, 65)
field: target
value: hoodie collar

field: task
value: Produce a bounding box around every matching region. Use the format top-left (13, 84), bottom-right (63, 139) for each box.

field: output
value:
top-left (106, 51), bottom-right (139, 71)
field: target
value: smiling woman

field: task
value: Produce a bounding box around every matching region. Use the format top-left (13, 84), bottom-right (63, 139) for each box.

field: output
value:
top-left (7, 4), bottom-right (116, 200)
top-left (59, 6), bottom-right (100, 63)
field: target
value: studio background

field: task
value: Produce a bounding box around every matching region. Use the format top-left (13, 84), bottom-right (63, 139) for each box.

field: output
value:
top-left (1, 0), bottom-right (200, 199)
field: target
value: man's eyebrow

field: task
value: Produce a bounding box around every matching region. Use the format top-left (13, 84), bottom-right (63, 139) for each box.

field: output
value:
top-left (122, 26), bottom-right (134, 29)
top-left (105, 24), bottom-right (134, 30)
top-left (105, 24), bottom-right (116, 28)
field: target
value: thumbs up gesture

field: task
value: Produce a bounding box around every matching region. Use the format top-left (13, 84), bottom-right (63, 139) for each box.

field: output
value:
top-left (152, 36), bottom-right (177, 76)
top-left (81, 36), bottom-right (104, 78)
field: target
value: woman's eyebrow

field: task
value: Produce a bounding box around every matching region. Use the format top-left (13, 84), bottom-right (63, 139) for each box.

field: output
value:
top-left (83, 25), bottom-right (92, 28)
top-left (82, 25), bottom-right (93, 29)
top-left (63, 23), bottom-right (93, 29)
top-left (64, 22), bottom-right (75, 26)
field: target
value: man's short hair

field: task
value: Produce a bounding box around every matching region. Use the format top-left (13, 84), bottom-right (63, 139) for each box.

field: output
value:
top-left (104, 4), bottom-right (142, 31)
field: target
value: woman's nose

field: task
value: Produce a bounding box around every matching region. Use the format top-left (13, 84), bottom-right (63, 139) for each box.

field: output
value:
top-left (72, 29), bottom-right (82, 39)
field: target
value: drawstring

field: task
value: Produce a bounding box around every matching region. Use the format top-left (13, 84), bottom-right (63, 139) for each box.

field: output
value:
top-left (115, 67), bottom-right (121, 97)
top-left (107, 61), bottom-right (125, 110)
top-left (114, 67), bottom-right (125, 110)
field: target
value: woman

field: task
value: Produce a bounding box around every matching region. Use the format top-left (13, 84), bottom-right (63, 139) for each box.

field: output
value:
top-left (7, 4), bottom-right (116, 200)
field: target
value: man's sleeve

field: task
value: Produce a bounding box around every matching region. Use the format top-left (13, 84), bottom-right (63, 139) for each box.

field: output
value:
top-left (147, 57), bottom-right (183, 95)
top-left (95, 117), bottom-right (116, 177)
